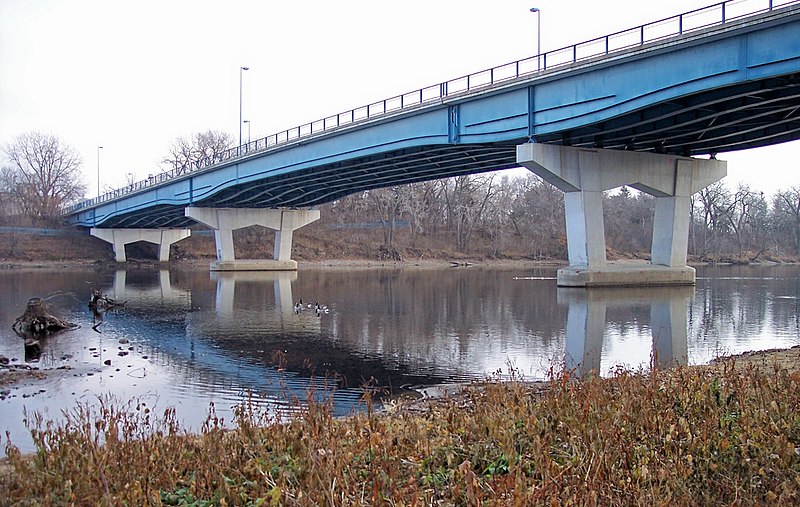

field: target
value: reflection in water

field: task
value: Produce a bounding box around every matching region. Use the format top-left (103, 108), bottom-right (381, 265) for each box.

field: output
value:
top-left (0, 265), bottom-right (798, 454)
top-left (112, 269), bottom-right (190, 309)
top-left (211, 271), bottom-right (306, 325)
top-left (559, 286), bottom-right (692, 377)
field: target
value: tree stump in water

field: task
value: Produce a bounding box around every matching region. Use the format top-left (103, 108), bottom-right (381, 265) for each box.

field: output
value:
top-left (13, 297), bottom-right (77, 337)
top-left (88, 289), bottom-right (126, 312)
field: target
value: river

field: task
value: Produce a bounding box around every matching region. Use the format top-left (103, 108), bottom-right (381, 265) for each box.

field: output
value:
top-left (1, 264), bottom-right (798, 452)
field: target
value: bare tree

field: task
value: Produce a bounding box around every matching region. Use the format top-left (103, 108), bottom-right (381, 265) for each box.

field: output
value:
top-left (692, 181), bottom-right (732, 260)
top-left (604, 186), bottom-right (654, 254)
top-left (719, 184), bottom-right (771, 260)
top-left (401, 181), bottom-right (442, 247)
top-left (509, 173), bottom-right (566, 259)
top-left (441, 174), bottom-right (496, 252)
top-left (2, 132), bottom-right (86, 219)
top-left (162, 130), bottom-right (234, 173)
top-left (772, 186), bottom-right (800, 255)
top-left (482, 175), bottom-right (516, 256)
top-left (367, 186), bottom-right (406, 259)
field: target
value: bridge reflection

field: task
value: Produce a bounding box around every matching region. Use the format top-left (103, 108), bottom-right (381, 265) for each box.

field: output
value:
top-left (559, 286), bottom-right (692, 377)
top-left (104, 268), bottom-right (695, 396)
top-left (111, 269), bottom-right (191, 310)
top-left (212, 271), bottom-right (293, 315)
top-left (209, 271), bottom-right (320, 335)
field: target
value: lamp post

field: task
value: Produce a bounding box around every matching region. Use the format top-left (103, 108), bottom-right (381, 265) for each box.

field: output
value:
top-left (97, 146), bottom-right (103, 198)
top-left (239, 66), bottom-right (249, 155)
top-left (530, 8), bottom-right (541, 71)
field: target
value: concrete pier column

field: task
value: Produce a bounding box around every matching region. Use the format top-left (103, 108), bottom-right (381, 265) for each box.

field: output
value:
top-left (517, 143), bottom-right (726, 287)
top-left (185, 207), bottom-right (320, 271)
top-left (564, 190), bottom-right (606, 267)
top-left (91, 228), bottom-right (191, 262)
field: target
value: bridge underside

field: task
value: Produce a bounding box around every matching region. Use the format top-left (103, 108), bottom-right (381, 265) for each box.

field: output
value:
top-left (97, 144), bottom-right (519, 228)
top-left (539, 73), bottom-right (800, 155)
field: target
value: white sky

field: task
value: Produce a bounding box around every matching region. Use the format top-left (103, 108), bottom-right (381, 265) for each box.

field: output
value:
top-left (1, 0), bottom-right (798, 199)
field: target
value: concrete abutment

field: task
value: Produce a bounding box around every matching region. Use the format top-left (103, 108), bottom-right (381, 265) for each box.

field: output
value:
top-left (517, 143), bottom-right (726, 287)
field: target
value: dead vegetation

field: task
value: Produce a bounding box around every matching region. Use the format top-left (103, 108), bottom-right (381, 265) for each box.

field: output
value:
top-left (2, 354), bottom-right (799, 505)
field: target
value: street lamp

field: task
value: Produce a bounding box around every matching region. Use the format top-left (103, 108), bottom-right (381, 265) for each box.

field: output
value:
top-left (239, 66), bottom-right (249, 155)
top-left (530, 7), bottom-right (541, 71)
top-left (97, 146), bottom-right (103, 198)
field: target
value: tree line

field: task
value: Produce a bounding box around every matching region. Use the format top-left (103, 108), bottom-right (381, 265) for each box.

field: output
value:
top-left (1, 131), bottom-right (798, 262)
top-left (321, 174), bottom-right (800, 262)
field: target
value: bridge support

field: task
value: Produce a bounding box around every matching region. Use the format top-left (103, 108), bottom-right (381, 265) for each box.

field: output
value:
top-left (184, 207), bottom-right (320, 271)
top-left (517, 143), bottom-right (726, 287)
top-left (90, 228), bottom-right (191, 262)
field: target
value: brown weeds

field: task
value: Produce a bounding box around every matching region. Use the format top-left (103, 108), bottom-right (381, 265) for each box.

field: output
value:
top-left (2, 360), bottom-right (799, 505)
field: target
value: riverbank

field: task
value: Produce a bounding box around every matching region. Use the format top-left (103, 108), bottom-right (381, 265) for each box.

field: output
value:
top-left (4, 224), bottom-right (793, 269)
top-left (2, 346), bottom-right (798, 505)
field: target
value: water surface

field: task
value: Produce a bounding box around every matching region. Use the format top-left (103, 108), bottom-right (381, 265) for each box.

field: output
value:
top-left (1, 264), bottom-right (797, 452)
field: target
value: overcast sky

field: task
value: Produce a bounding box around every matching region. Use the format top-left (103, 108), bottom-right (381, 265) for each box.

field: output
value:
top-left (1, 0), bottom-right (797, 199)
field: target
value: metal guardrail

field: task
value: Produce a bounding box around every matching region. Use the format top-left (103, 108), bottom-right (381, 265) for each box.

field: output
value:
top-left (64, 0), bottom-right (800, 215)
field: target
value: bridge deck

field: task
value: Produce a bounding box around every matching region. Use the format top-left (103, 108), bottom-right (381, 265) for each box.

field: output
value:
top-left (67, 0), bottom-right (800, 229)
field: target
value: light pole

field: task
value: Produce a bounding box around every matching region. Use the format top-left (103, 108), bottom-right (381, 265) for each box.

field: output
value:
top-left (530, 7), bottom-right (541, 71)
top-left (243, 120), bottom-right (251, 145)
top-left (97, 146), bottom-right (103, 198)
top-left (239, 66), bottom-right (249, 155)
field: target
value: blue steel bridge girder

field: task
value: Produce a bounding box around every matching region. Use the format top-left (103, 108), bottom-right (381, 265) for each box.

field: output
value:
top-left (66, 3), bottom-right (800, 230)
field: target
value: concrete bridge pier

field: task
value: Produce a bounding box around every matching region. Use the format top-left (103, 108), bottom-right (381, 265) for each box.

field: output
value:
top-left (184, 207), bottom-right (320, 271)
top-left (90, 228), bottom-right (191, 262)
top-left (517, 143), bottom-right (726, 287)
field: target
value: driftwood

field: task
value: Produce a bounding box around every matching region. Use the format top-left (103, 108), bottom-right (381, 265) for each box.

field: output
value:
top-left (12, 297), bottom-right (77, 337)
top-left (88, 289), bottom-right (126, 312)
top-left (88, 289), bottom-right (126, 332)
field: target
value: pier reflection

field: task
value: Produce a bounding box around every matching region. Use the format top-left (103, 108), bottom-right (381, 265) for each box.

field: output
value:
top-left (559, 286), bottom-right (693, 377)
top-left (111, 269), bottom-right (191, 309)
top-left (210, 271), bottom-right (320, 335)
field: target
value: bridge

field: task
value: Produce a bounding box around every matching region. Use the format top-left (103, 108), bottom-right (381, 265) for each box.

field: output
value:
top-left (66, 0), bottom-right (800, 285)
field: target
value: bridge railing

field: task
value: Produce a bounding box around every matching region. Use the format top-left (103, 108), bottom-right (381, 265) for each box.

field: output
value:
top-left (64, 0), bottom-right (799, 216)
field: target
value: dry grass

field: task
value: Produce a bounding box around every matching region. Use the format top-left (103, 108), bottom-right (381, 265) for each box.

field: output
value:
top-left (2, 359), bottom-right (799, 506)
